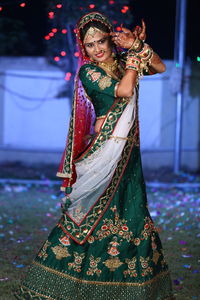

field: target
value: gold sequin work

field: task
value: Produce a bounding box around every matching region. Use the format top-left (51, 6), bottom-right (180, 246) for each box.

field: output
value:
top-left (98, 76), bottom-right (112, 90)
top-left (51, 245), bottom-right (70, 260)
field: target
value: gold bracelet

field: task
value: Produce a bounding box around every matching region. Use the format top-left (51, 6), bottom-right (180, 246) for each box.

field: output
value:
top-left (135, 43), bottom-right (153, 61)
top-left (126, 55), bottom-right (141, 72)
top-left (128, 37), bottom-right (143, 52)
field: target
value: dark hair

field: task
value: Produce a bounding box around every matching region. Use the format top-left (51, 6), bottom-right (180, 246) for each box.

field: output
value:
top-left (80, 20), bottom-right (119, 58)
top-left (80, 20), bottom-right (111, 42)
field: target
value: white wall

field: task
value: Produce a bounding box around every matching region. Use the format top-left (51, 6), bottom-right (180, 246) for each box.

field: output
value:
top-left (3, 70), bottom-right (70, 150)
top-left (0, 57), bottom-right (199, 170)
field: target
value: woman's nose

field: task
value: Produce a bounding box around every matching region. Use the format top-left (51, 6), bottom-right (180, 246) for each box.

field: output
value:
top-left (94, 43), bottom-right (100, 52)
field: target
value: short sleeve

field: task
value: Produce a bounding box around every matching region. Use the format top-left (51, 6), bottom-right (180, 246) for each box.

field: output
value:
top-left (79, 64), bottom-right (119, 98)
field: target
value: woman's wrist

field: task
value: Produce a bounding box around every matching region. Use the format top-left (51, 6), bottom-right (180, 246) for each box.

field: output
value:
top-left (128, 37), bottom-right (144, 52)
top-left (135, 43), bottom-right (153, 61)
top-left (125, 53), bottom-right (141, 72)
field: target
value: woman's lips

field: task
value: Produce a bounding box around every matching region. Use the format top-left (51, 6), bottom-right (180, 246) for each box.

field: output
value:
top-left (95, 52), bottom-right (104, 58)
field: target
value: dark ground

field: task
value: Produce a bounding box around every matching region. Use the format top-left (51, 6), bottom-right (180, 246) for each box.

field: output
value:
top-left (0, 162), bottom-right (199, 300)
top-left (0, 161), bottom-right (200, 183)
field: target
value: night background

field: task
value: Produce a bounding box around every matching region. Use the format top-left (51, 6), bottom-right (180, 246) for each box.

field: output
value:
top-left (0, 1), bottom-right (199, 299)
top-left (0, 0), bottom-right (199, 60)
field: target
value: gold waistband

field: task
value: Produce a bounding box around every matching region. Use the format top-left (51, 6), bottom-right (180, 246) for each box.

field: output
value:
top-left (109, 135), bottom-right (129, 141)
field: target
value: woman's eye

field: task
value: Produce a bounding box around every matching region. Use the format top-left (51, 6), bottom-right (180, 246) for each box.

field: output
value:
top-left (85, 43), bottom-right (93, 48)
top-left (99, 38), bottom-right (106, 44)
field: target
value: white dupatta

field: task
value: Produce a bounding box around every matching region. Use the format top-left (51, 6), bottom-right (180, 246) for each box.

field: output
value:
top-left (64, 90), bottom-right (136, 224)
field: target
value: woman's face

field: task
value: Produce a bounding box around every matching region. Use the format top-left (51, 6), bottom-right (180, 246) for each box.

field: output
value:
top-left (83, 30), bottom-right (113, 63)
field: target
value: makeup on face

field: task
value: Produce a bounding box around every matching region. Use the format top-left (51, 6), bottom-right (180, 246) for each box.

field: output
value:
top-left (83, 31), bottom-right (113, 63)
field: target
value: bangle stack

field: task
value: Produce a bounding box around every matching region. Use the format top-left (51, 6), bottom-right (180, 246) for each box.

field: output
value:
top-left (129, 37), bottom-right (144, 52)
top-left (126, 53), bottom-right (141, 72)
top-left (127, 40), bottom-right (154, 76)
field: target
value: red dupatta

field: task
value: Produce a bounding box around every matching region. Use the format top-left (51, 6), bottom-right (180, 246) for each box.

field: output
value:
top-left (57, 77), bottom-right (95, 192)
top-left (57, 12), bottom-right (113, 193)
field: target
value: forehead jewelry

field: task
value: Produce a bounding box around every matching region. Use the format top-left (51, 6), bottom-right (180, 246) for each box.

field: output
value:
top-left (83, 27), bottom-right (107, 43)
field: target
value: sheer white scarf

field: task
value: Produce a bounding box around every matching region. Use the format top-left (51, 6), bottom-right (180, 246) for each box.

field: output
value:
top-left (64, 90), bottom-right (136, 224)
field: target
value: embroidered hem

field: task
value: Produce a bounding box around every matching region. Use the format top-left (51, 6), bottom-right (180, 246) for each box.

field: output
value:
top-left (14, 261), bottom-right (174, 300)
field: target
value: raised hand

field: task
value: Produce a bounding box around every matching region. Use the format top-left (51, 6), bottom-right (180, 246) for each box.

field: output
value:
top-left (110, 27), bottom-right (135, 49)
top-left (133, 19), bottom-right (146, 42)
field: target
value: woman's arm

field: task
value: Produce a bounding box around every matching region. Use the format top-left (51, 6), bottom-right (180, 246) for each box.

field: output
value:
top-left (148, 52), bottom-right (166, 74)
top-left (95, 69), bottom-right (137, 132)
top-left (111, 21), bottom-right (166, 75)
top-left (116, 69), bottom-right (137, 97)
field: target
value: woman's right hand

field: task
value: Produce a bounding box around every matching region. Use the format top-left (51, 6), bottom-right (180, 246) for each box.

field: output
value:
top-left (111, 27), bottom-right (135, 49)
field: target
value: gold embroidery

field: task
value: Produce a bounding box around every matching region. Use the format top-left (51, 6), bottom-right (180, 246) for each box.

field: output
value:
top-left (132, 216), bottom-right (157, 246)
top-left (37, 240), bottom-right (51, 260)
top-left (98, 76), bottom-right (112, 90)
top-left (59, 89), bottom-right (140, 244)
top-left (86, 255), bottom-right (102, 277)
top-left (68, 252), bottom-right (85, 273)
top-left (18, 284), bottom-right (175, 300)
top-left (103, 237), bottom-right (123, 272)
top-left (140, 256), bottom-right (153, 277)
top-left (107, 236), bottom-right (120, 256)
top-left (33, 260), bottom-right (171, 286)
top-left (152, 250), bottom-right (160, 265)
top-left (69, 204), bottom-right (86, 223)
top-left (103, 257), bottom-right (123, 272)
top-left (124, 257), bottom-right (137, 278)
top-left (87, 70), bottom-right (101, 82)
top-left (95, 206), bottom-right (133, 242)
top-left (51, 245), bottom-right (70, 260)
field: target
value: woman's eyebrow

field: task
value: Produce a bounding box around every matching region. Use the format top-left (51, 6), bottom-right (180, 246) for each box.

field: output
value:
top-left (84, 37), bottom-right (107, 46)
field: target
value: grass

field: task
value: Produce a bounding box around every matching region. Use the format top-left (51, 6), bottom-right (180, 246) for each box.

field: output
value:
top-left (0, 183), bottom-right (199, 300)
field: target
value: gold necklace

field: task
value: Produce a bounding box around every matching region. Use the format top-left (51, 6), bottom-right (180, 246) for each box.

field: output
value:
top-left (97, 59), bottom-right (118, 73)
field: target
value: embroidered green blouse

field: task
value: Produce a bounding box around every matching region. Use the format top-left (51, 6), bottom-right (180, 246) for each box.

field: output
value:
top-left (79, 64), bottom-right (119, 118)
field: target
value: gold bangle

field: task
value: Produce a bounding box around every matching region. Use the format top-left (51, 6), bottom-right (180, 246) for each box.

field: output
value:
top-left (129, 37), bottom-right (143, 52)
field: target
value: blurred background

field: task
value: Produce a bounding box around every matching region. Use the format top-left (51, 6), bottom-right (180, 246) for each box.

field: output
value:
top-left (0, 1), bottom-right (199, 299)
top-left (0, 0), bottom-right (199, 177)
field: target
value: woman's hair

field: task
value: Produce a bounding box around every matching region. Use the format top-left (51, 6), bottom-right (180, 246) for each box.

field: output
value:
top-left (80, 20), bottom-right (111, 42)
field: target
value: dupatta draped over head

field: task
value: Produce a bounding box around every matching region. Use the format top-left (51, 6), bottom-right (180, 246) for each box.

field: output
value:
top-left (57, 12), bottom-right (114, 193)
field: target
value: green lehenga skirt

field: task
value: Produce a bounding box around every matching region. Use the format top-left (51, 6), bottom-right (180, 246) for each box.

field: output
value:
top-left (15, 146), bottom-right (174, 300)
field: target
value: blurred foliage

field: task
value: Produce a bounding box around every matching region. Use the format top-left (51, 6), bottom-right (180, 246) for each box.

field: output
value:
top-left (46, 0), bottom-right (133, 67)
top-left (0, 17), bottom-right (36, 55)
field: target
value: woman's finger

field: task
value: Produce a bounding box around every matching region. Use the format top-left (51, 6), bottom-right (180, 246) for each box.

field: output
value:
top-left (110, 32), bottom-right (119, 37)
top-left (141, 19), bottom-right (146, 35)
top-left (121, 27), bottom-right (131, 34)
top-left (136, 25), bottom-right (142, 34)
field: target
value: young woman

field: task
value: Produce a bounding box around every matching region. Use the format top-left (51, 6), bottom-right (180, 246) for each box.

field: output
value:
top-left (15, 12), bottom-right (174, 300)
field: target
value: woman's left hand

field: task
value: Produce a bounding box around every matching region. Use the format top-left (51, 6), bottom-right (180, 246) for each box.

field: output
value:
top-left (111, 27), bottom-right (135, 49)
top-left (133, 20), bottom-right (147, 42)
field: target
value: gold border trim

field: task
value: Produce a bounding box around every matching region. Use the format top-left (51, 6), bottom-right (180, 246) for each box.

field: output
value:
top-left (19, 284), bottom-right (175, 300)
top-left (56, 172), bottom-right (72, 178)
top-left (19, 286), bottom-right (54, 300)
top-left (33, 261), bottom-right (170, 287)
